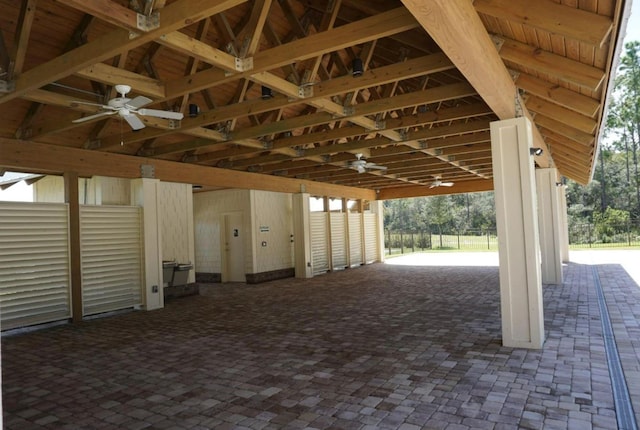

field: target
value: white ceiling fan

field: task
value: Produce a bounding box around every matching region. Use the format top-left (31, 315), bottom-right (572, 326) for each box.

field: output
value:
top-left (429, 175), bottom-right (454, 188)
top-left (71, 84), bottom-right (184, 130)
top-left (350, 153), bottom-right (387, 174)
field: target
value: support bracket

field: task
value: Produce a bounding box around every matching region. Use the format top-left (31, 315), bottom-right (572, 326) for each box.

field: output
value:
top-left (140, 164), bottom-right (155, 178)
top-left (0, 80), bottom-right (15, 93)
top-left (235, 56), bottom-right (254, 72)
top-left (136, 12), bottom-right (160, 31)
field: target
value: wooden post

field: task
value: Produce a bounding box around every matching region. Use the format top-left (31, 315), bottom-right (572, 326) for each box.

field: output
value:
top-left (64, 172), bottom-right (82, 323)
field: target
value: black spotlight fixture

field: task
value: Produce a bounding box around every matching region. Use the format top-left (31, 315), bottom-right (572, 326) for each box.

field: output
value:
top-left (352, 58), bottom-right (364, 77)
top-left (261, 86), bottom-right (273, 99)
top-left (188, 103), bottom-right (200, 117)
top-left (530, 147), bottom-right (543, 156)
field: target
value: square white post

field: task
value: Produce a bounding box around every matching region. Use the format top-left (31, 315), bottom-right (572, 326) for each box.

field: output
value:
top-left (292, 193), bottom-right (313, 278)
top-left (131, 178), bottom-right (164, 311)
top-left (558, 186), bottom-right (570, 262)
top-left (490, 117), bottom-right (544, 349)
top-left (536, 168), bottom-right (563, 284)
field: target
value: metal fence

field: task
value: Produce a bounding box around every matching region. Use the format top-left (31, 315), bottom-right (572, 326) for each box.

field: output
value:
top-left (569, 219), bottom-right (640, 248)
top-left (385, 220), bottom-right (640, 255)
top-left (385, 229), bottom-right (498, 255)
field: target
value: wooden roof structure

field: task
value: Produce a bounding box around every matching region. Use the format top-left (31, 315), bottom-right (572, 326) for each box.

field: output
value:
top-left (0, 0), bottom-right (631, 200)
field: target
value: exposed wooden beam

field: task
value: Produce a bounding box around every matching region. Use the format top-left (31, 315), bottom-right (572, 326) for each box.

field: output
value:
top-left (58, 0), bottom-right (142, 33)
top-left (525, 95), bottom-right (597, 134)
top-left (76, 63), bottom-right (166, 98)
top-left (401, 0), bottom-right (551, 168)
top-left (515, 73), bottom-right (600, 118)
top-left (378, 178), bottom-right (494, 200)
top-left (0, 0), bottom-right (248, 103)
top-left (535, 114), bottom-right (594, 146)
top-left (0, 137), bottom-right (376, 200)
top-left (474, 0), bottom-right (612, 48)
top-left (499, 37), bottom-right (605, 91)
top-left (11, 0), bottom-right (38, 78)
top-left (238, 0), bottom-right (272, 56)
top-left (166, 7), bottom-right (419, 97)
top-left (401, 0), bottom-right (515, 120)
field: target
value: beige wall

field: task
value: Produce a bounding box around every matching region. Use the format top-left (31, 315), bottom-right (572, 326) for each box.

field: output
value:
top-left (193, 189), bottom-right (251, 274)
top-left (193, 189), bottom-right (295, 276)
top-left (158, 182), bottom-right (195, 270)
top-left (34, 176), bottom-right (127, 205)
top-left (250, 190), bottom-right (294, 273)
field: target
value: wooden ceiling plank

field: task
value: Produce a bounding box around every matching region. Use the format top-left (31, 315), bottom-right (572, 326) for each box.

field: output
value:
top-left (499, 37), bottom-right (605, 91)
top-left (525, 95), bottom-right (597, 134)
top-left (0, 0), bottom-right (248, 104)
top-left (10, 0), bottom-right (38, 78)
top-left (474, 0), bottom-right (612, 47)
top-left (515, 72), bottom-right (600, 117)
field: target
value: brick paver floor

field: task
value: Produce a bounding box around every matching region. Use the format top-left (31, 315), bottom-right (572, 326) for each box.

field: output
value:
top-left (3, 259), bottom-right (639, 429)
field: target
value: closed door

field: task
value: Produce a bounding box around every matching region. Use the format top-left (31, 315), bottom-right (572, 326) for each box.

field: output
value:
top-left (223, 213), bottom-right (245, 282)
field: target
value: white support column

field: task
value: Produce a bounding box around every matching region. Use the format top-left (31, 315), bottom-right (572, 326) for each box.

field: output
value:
top-left (371, 200), bottom-right (386, 262)
top-left (536, 168), bottom-right (563, 284)
top-left (490, 117), bottom-right (545, 349)
top-left (292, 193), bottom-right (313, 278)
top-left (131, 178), bottom-right (164, 311)
top-left (558, 186), bottom-right (570, 262)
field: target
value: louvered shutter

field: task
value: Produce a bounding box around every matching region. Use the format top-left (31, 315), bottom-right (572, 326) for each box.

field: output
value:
top-left (0, 202), bottom-right (71, 330)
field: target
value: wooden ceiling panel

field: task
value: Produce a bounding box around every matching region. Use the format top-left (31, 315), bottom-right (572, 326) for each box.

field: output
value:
top-left (0, 0), bottom-right (627, 197)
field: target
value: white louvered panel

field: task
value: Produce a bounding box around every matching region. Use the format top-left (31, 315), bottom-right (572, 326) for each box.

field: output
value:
top-left (363, 213), bottom-right (378, 263)
top-left (80, 206), bottom-right (143, 316)
top-left (310, 212), bottom-right (329, 275)
top-left (348, 213), bottom-right (363, 266)
top-left (330, 213), bottom-right (347, 270)
top-left (0, 202), bottom-right (71, 330)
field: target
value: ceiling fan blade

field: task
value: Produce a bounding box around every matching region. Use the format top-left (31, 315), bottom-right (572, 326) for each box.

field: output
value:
top-left (137, 108), bottom-right (184, 120)
top-left (72, 111), bottom-right (116, 123)
top-left (367, 164), bottom-right (387, 170)
top-left (126, 96), bottom-right (153, 109)
top-left (356, 165), bottom-right (365, 173)
top-left (123, 114), bottom-right (146, 130)
top-left (71, 100), bottom-right (111, 109)
top-left (429, 183), bottom-right (437, 189)
top-left (441, 182), bottom-right (454, 187)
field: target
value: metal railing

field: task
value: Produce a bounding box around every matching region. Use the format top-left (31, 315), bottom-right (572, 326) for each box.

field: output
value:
top-left (569, 219), bottom-right (640, 248)
top-left (385, 220), bottom-right (640, 255)
top-left (385, 229), bottom-right (498, 255)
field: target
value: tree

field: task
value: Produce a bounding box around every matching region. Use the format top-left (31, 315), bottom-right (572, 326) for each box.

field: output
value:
top-left (605, 41), bottom-right (640, 218)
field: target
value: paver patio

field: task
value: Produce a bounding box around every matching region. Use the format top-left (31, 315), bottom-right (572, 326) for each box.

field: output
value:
top-left (2, 256), bottom-right (640, 429)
